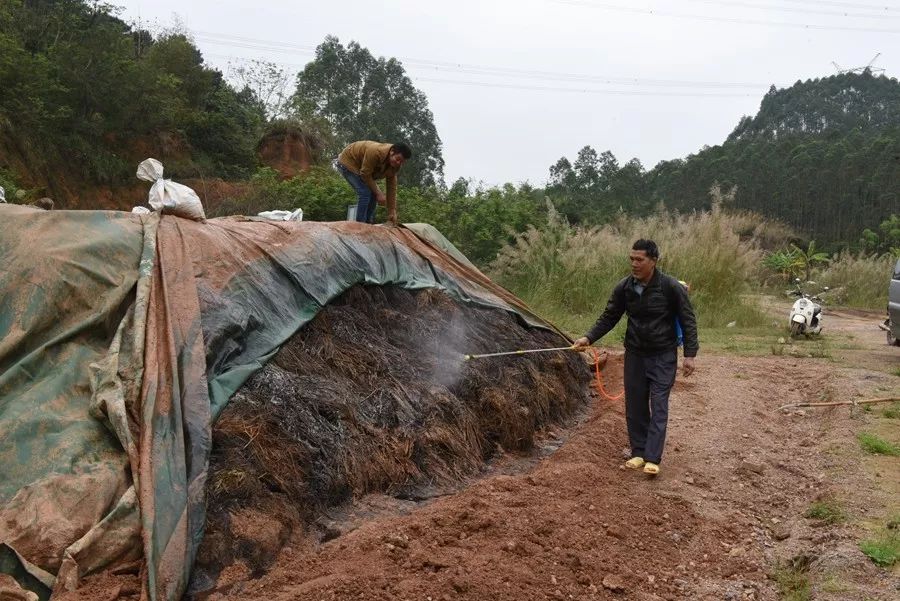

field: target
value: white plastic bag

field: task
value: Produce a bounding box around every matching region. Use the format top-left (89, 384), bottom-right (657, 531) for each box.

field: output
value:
top-left (136, 158), bottom-right (205, 221)
top-left (257, 208), bottom-right (303, 222)
top-left (131, 206), bottom-right (151, 215)
top-left (0, 186), bottom-right (6, 203)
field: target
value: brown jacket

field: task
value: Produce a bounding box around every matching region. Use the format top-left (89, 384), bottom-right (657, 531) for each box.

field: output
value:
top-left (338, 141), bottom-right (399, 207)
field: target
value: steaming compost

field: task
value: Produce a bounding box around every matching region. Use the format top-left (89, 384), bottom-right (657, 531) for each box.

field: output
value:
top-left (193, 284), bottom-right (591, 589)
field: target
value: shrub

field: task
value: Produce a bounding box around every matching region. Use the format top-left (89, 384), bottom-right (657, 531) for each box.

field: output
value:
top-left (211, 168), bottom-right (545, 266)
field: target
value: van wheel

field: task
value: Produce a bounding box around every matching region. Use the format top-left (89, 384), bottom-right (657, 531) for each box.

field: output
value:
top-left (886, 319), bottom-right (900, 346)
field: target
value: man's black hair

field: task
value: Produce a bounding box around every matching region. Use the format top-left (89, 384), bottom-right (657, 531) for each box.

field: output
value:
top-left (390, 142), bottom-right (412, 159)
top-left (632, 239), bottom-right (659, 260)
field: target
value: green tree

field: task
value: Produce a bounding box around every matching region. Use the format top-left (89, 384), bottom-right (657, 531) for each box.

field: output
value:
top-left (0, 1), bottom-right (267, 201)
top-left (546, 146), bottom-right (648, 224)
top-left (645, 72), bottom-right (900, 247)
top-left (291, 36), bottom-right (444, 188)
top-left (860, 214), bottom-right (900, 254)
top-left (228, 59), bottom-right (293, 120)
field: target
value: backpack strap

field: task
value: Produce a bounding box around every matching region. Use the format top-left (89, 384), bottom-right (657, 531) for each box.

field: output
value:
top-left (660, 273), bottom-right (679, 311)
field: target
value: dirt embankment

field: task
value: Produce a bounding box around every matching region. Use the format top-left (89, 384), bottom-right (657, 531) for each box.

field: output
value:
top-left (0, 126), bottom-right (314, 212)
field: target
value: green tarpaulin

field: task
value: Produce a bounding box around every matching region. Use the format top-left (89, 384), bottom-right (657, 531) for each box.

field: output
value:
top-left (0, 205), bottom-right (560, 600)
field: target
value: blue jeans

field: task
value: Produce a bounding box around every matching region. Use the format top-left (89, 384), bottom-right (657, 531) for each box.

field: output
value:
top-left (335, 161), bottom-right (376, 224)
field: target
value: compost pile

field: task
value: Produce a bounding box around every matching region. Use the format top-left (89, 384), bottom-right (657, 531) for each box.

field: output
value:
top-left (192, 285), bottom-right (590, 589)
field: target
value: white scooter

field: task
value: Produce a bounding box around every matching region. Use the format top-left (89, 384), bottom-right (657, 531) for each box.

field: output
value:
top-left (788, 278), bottom-right (827, 338)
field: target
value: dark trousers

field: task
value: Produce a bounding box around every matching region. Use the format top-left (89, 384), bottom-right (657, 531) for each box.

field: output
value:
top-left (623, 350), bottom-right (677, 464)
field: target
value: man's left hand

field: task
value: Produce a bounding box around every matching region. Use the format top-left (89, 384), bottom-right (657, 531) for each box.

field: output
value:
top-left (682, 356), bottom-right (696, 377)
top-left (387, 210), bottom-right (399, 226)
top-left (571, 337), bottom-right (590, 351)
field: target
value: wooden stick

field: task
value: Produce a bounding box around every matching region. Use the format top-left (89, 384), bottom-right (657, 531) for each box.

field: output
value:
top-left (777, 397), bottom-right (899, 411)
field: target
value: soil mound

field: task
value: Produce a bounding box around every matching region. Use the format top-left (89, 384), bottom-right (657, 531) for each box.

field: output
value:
top-left (191, 285), bottom-right (590, 592)
top-left (256, 124), bottom-right (318, 178)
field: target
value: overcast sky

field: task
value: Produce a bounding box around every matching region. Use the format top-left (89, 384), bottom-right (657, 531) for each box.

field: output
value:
top-left (114, 0), bottom-right (899, 186)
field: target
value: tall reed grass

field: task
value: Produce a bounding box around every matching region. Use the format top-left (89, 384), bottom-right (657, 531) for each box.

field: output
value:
top-left (818, 251), bottom-right (895, 310)
top-left (489, 203), bottom-right (770, 335)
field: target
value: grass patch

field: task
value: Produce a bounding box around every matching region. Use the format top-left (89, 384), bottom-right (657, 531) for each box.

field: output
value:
top-left (804, 499), bottom-right (846, 524)
top-left (772, 557), bottom-right (812, 601)
top-left (701, 326), bottom-right (780, 356)
top-left (766, 333), bottom-right (862, 362)
top-left (860, 527), bottom-right (900, 567)
top-left (857, 432), bottom-right (900, 456)
top-left (883, 403), bottom-right (900, 419)
top-left (808, 341), bottom-right (832, 359)
top-left (819, 251), bottom-right (893, 311)
top-left (819, 573), bottom-right (850, 594)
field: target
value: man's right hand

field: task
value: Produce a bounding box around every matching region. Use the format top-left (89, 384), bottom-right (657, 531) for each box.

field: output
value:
top-left (387, 210), bottom-right (399, 226)
top-left (375, 192), bottom-right (387, 206)
top-left (571, 337), bottom-right (590, 351)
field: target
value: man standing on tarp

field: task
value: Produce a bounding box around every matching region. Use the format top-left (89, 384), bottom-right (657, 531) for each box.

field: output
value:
top-left (572, 239), bottom-right (698, 477)
top-left (334, 141), bottom-right (412, 226)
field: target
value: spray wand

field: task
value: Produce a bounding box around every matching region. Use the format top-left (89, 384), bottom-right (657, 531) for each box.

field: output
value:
top-left (463, 346), bottom-right (574, 361)
top-left (462, 346), bottom-right (624, 402)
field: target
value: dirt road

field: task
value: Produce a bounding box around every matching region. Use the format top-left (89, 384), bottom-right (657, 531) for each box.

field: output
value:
top-left (71, 306), bottom-right (900, 601)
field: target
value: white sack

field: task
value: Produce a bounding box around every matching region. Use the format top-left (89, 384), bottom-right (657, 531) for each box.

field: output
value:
top-left (257, 208), bottom-right (303, 222)
top-left (136, 158), bottom-right (205, 221)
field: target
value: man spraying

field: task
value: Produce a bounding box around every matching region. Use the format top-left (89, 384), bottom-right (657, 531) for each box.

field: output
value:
top-left (335, 141), bottom-right (411, 226)
top-left (572, 239), bottom-right (698, 476)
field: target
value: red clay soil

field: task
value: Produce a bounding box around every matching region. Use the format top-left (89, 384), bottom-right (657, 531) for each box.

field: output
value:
top-left (256, 127), bottom-right (314, 179)
top-left (60, 309), bottom-right (900, 601)
top-left (1, 126), bottom-right (309, 212)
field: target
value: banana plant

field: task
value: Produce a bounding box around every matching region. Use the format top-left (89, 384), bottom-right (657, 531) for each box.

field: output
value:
top-left (790, 241), bottom-right (831, 282)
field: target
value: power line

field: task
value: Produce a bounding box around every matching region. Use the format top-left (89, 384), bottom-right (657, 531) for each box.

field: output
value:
top-left (207, 53), bottom-right (306, 69)
top-left (411, 76), bottom-right (759, 97)
top-left (778, 0), bottom-right (900, 11)
top-left (207, 53), bottom-right (760, 98)
top-left (550, 0), bottom-right (900, 33)
top-left (194, 30), bottom-right (318, 52)
top-left (194, 31), bottom-right (768, 89)
top-left (682, 0), bottom-right (900, 19)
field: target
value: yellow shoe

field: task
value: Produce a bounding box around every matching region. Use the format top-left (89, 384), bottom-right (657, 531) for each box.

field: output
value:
top-left (624, 457), bottom-right (645, 469)
top-left (643, 462), bottom-right (660, 476)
